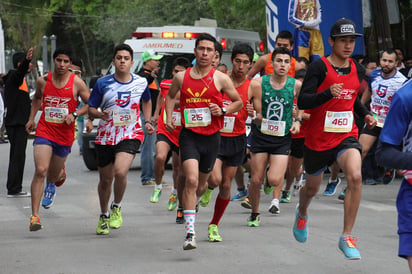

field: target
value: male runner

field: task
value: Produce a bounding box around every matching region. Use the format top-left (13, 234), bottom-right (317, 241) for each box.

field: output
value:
top-left (26, 48), bottom-right (90, 231)
top-left (359, 49), bottom-right (407, 184)
top-left (165, 33), bottom-right (242, 250)
top-left (88, 44), bottom-right (155, 235)
top-left (294, 18), bottom-right (376, 259)
top-left (248, 47), bottom-right (303, 225)
top-left (204, 43), bottom-right (254, 241)
top-left (150, 57), bottom-right (191, 213)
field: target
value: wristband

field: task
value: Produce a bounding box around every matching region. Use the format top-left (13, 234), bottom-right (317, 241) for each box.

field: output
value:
top-left (295, 118), bottom-right (303, 124)
top-left (145, 120), bottom-right (154, 126)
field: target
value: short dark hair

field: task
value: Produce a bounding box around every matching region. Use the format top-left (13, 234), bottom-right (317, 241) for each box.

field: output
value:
top-left (53, 47), bottom-right (73, 61)
top-left (172, 57), bottom-right (192, 69)
top-left (271, 47), bottom-right (291, 61)
top-left (276, 30), bottom-right (294, 46)
top-left (12, 52), bottom-right (25, 69)
top-left (195, 33), bottom-right (217, 49)
top-left (71, 57), bottom-right (83, 69)
top-left (295, 69), bottom-right (307, 80)
top-left (380, 48), bottom-right (398, 60)
top-left (295, 56), bottom-right (309, 67)
top-left (113, 43), bottom-right (133, 60)
top-left (231, 43), bottom-right (254, 62)
top-left (215, 42), bottom-right (223, 61)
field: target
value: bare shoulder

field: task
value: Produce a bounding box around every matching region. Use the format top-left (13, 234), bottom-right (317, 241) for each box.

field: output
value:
top-left (251, 77), bottom-right (263, 86)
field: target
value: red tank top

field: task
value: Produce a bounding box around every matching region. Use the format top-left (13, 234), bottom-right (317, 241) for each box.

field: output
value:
top-left (157, 79), bottom-right (181, 146)
top-left (221, 78), bottom-right (250, 137)
top-left (265, 52), bottom-right (296, 77)
top-left (180, 67), bottom-right (223, 135)
top-left (304, 57), bottom-right (360, 151)
top-left (36, 72), bottom-right (77, 146)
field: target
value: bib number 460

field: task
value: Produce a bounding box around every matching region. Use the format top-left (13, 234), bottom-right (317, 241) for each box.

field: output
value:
top-left (331, 118), bottom-right (348, 126)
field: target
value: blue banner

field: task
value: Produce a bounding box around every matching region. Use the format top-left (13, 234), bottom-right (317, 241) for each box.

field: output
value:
top-left (265, 0), bottom-right (364, 56)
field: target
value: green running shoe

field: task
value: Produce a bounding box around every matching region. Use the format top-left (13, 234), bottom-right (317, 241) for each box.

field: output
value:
top-left (29, 214), bottom-right (42, 232)
top-left (208, 224), bottom-right (222, 242)
top-left (109, 206), bottom-right (123, 229)
top-left (150, 188), bottom-right (162, 203)
top-left (96, 215), bottom-right (110, 235)
top-left (200, 188), bottom-right (213, 207)
top-left (263, 181), bottom-right (274, 194)
top-left (247, 214), bottom-right (260, 227)
top-left (167, 193), bottom-right (178, 211)
top-left (280, 190), bottom-right (291, 203)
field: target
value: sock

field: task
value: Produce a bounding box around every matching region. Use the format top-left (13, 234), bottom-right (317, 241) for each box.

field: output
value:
top-left (237, 187), bottom-right (245, 192)
top-left (111, 202), bottom-right (121, 209)
top-left (155, 184), bottom-right (162, 190)
top-left (101, 212), bottom-right (110, 218)
top-left (208, 186), bottom-right (214, 190)
top-left (184, 210), bottom-right (196, 235)
top-left (210, 195), bottom-right (230, 226)
top-left (250, 212), bottom-right (260, 221)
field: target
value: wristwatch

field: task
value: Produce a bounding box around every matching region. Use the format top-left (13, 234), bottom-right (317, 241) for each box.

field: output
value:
top-left (145, 120), bottom-right (154, 126)
top-left (295, 117), bottom-right (303, 124)
top-left (221, 107), bottom-right (227, 116)
top-left (71, 111), bottom-right (78, 119)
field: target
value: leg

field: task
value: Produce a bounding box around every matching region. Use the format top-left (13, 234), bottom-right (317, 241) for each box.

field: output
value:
top-left (31, 145), bottom-right (53, 216)
top-left (113, 152), bottom-right (135, 204)
top-left (268, 154), bottom-right (289, 213)
top-left (6, 126), bottom-right (28, 194)
top-left (359, 134), bottom-right (377, 160)
top-left (249, 152), bottom-right (269, 214)
top-left (140, 113), bottom-right (156, 184)
top-left (298, 172), bottom-right (323, 217)
top-left (97, 163), bottom-right (115, 215)
top-left (154, 141), bottom-right (171, 186)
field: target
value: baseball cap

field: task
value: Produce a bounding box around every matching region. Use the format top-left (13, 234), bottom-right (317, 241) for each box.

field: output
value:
top-left (330, 18), bottom-right (362, 38)
top-left (141, 49), bottom-right (163, 62)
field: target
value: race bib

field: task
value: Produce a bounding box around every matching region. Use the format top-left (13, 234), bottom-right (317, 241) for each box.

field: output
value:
top-left (373, 113), bottom-right (385, 128)
top-left (184, 107), bottom-right (211, 127)
top-left (112, 109), bottom-right (137, 126)
top-left (261, 119), bottom-right (285, 136)
top-left (163, 110), bottom-right (182, 126)
top-left (220, 116), bottom-right (235, 133)
top-left (324, 111), bottom-right (353, 132)
top-left (44, 107), bottom-right (68, 123)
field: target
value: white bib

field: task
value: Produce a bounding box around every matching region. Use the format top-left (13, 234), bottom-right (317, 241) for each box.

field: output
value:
top-left (261, 118), bottom-right (286, 136)
top-left (163, 110), bottom-right (181, 126)
top-left (373, 113), bottom-right (385, 128)
top-left (112, 109), bottom-right (137, 126)
top-left (324, 111), bottom-right (353, 133)
top-left (220, 116), bottom-right (235, 133)
top-left (184, 107), bottom-right (211, 127)
top-left (44, 107), bottom-right (68, 123)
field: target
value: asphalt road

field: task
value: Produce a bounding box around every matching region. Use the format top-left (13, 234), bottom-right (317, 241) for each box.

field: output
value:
top-left (0, 139), bottom-right (408, 274)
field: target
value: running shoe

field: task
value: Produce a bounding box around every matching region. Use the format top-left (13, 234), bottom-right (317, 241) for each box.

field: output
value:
top-left (382, 168), bottom-right (396, 184)
top-left (200, 188), bottom-right (213, 207)
top-left (363, 178), bottom-right (378, 185)
top-left (183, 233), bottom-right (197, 250)
top-left (263, 181), bottom-right (274, 194)
top-left (280, 190), bottom-right (291, 203)
top-left (176, 207), bottom-right (184, 224)
top-left (241, 197), bottom-right (252, 209)
top-left (42, 182), bottom-right (56, 209)
top-left (150, 188), bottom-right (162, 203)
top-left (338, 235), bottom-right (361, 260)
top-left (323, 177), bottom-right (341, 196)
top-left (208, 224), bottom-right (222, 242)
top-left (230, 189), bottom-right (248, 201)
top-left (268, 199), bottom-right (280, 214)
top-left (293, 205), bottom-right (308, 243)
top-left (96, 215), bottom-right (110, 235)
top-left (247, 214), bottom-right (260, 227)
top-left (109, 206), bottom-right (122, 229)
top-left (7, 191), bottom-right (31, 198)
top-left (338, 188), bottom-right (346, 201)
top-left (55, 165), bottom-right (66, 187)
top-left (167, 193), bottom-right (178, 211)
top-left (29, 215), bottom-right (42, 231)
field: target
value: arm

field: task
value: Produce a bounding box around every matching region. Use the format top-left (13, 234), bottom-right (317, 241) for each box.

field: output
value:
top-left (248, 55), bottom-right (268, 78)
top-left (210, 72), bottom-right (243, 116)
top-left (25, 77), bottom-right (44, 133)
top-left (152, 91), bottom-right (164, 125)
top-left (248, 78), bottom-right (263, 124)
top-left (376, 141), bottom-right (412, 170)
top-left (353, 95), bottom-right (376, 129)
top-left (15, 48), bottom-right (33, 84)
top-left (165, 72), bottom-right (183, 131)
top-left (360, 87), bottom-right (371, 105)
top-left (141, 97), bottom-right (154, 134)
top-left (291, 80), bottom-right (303, 134)
top-left (64, 76), bottom-right (90, 125)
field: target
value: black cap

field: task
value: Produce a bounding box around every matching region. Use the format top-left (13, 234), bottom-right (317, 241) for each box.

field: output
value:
top-left (330, 18), bottom-right (362, 38)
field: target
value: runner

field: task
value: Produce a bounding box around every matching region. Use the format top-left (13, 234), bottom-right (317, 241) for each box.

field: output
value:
top-left (88, 44), bottom-right (155, 235)
top-left (150, 57), bottom-right (191, 216)
top-left (26, 47), bottom-right (90, 231)
top-left (203, 43), bottom-right (254, 242)
top-left (248, 46), bottom-right (303, 225)
top-left (165, 33), bottom-right (242, 250)
top-left (293, 18), bottom-right (376, 259)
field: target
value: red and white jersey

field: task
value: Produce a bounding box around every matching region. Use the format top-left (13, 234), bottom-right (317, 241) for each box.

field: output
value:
top-left (220, 78), bottom-right (250, 137)
top-left (305, 57), bottom-right (360, 151)
top-left (36, 72), bottom-right (77, 146)
top-left (180, 67), bottom-right (223, 135)
top-left (88, 73), bottom-right (150, 145)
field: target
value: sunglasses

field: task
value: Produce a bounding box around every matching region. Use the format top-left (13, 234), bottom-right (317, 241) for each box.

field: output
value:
top-left (69, 68), bottom-right (82, 75)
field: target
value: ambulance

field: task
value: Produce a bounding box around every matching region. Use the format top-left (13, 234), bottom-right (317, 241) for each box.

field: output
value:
top-left (83, 19), bottom-right (263, 170)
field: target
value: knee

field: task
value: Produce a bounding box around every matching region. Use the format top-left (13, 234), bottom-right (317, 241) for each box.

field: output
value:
top-left (208, 175), bottom-right (221, 189)
top-left (155, 152), bottom-right (167, 164)
top-left (34, 166), bottom-right (48, 179)
top-left (346, 171), bottom-right (362, 187)
top-left (304, 182), bottom-right (320, 197)
top-left (185, 176), bottom-right (198, 190)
